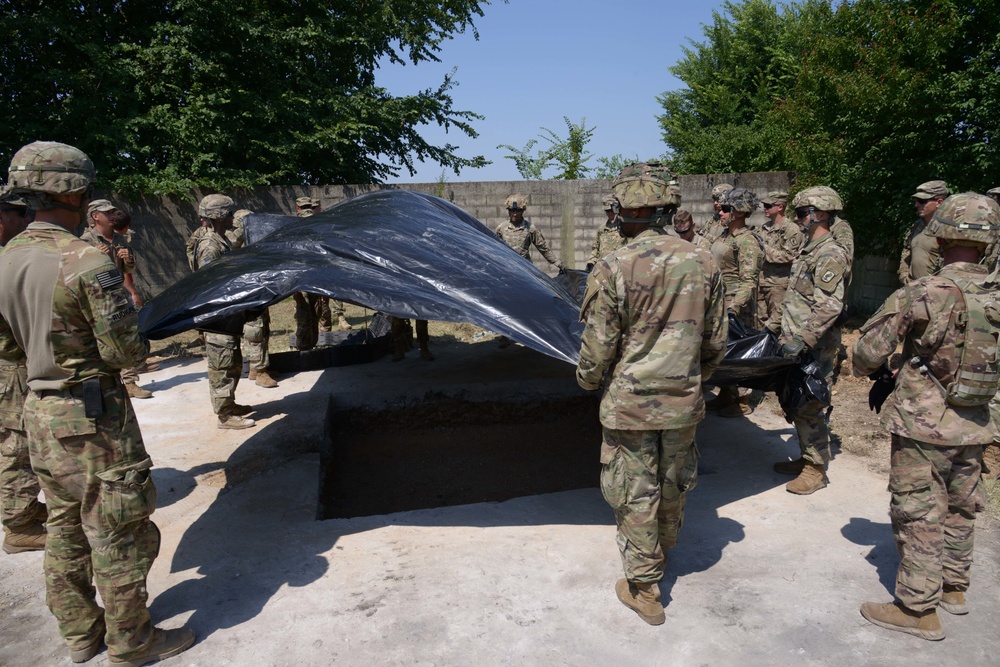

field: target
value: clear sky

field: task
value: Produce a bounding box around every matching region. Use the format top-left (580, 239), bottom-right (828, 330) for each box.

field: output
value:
top-left (377, 0), bottom-right (728, 184)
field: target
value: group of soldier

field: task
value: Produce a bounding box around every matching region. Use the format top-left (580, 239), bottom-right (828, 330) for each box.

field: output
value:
top-left (575, 163), bottom-right (1000, 643)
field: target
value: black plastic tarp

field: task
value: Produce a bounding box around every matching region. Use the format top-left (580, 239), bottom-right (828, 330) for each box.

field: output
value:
top-left (139, 190), bottom-right (586, 364)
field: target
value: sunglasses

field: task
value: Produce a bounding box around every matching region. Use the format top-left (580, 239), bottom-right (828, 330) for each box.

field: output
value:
top-left (763, 202), bottom-right (782, 209)
top-left (719, 205), bottom-right (733, 213)
top-left (794, 208), bottom-right (812, 219)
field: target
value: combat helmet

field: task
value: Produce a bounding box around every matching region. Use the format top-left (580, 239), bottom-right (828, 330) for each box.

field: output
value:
top-left (986, 186), bottom-right (1000, 204)
top-left (601, 193), bottom-right (617, 211)
top-left (198, 194), bottom-right (236, 220)
top-left (724, 187), bottom-right (759, 214)
top-left (791, 186), bottom-right (843, 212)
top-left (0, 187), bottom-right (27, 210)
top-left (711, 183), bottom-right (734, 200)
top-left (927, 193), bottom-right (1000, 247)
top-left (505, 193), bottom-right (528, 211)
top-left (612, 162), bottom-right (681, 223)
top-left (7, 141), bottom-right (95, 211)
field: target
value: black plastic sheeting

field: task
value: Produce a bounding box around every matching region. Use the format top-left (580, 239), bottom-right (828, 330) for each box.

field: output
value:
top-left (139, 190), bottom-right (585, 364)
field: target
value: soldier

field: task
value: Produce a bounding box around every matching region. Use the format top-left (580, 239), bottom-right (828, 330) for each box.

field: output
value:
top-left (0, 189), bottom-right (46, 555)
top-left (227, 210), bottom-right (278, 388)
top-left (706, 187), bottom-right (763, 417)
top-left (756, 191), bottom-right (803, 332)
top-left (193, 195), bottom-right (256, 429)
top-left (853, 193), bottom-right (1000, 641)
top-left (390, 317), bottom-right (433, 361)
top-left (987, 186), bottom-right (1000, 205)
top-left (773, 186), bottom-right (849, 494)
top-left (899, 180), bottom-right (947, 285)
top-left (80, 201), bottom-right (154, 400)
top-left (673, 209), bottom-right (711, 249)
top-left (586, 194), bottom-right (624, 271)
top-left (698, 182), bottom-right (733, 243)
top-left (985, 187), bottom-right (1000, 271)
top-left (293, 197), bottom-right (349, 348)
top-left (495, 193), bottom-right (563, 270)
top-left (0, 141), bottom-right (194, 664)
top-left (577, 163), bottom-right (727, 626)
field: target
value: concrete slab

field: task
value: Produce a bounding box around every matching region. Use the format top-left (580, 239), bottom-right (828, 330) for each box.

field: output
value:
top-left (2, 338), bottom-right (998, 665)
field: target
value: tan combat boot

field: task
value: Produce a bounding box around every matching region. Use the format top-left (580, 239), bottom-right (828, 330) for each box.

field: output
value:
top-left (69, 618), bottom-right (105, 663)
top-left (939, 587), bottom-right (968, 615)
top-left (338, 315), bottom-right (352, 331)
top-left (2, 521), bottom-right (46, 554)
top-left (230, 404), bottom-right (253, 416)
top-left (218, 415), bottom-right (255, 430)
top-left (248, 369), bottom-right (257, 380)
top-left (109, 627), bottom-right (195, 666)
top-left (254, 370), bottom-right (278, 388)
top-left (773, 458), bottom-right (806, 476)
top-left (786, 463), bottom-right (828, 495)
top-left (125, 382), bottom-right (153, 399)
top-left (614, 578), bottom-right (665, 625)
top-left (860, 601), bottom-right (944, 641)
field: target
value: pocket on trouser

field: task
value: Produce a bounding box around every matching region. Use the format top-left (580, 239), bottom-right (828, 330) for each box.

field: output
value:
top-left (600, 444), bottom-right (628, 511)
top-left (888, 461), bottom-right (934, 524)
top-left (0, 426), bottom-right (18, 456)
top-left (96, 460), bottom-right (157, 534)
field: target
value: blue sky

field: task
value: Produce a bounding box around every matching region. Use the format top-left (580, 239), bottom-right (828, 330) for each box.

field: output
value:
top-left (377, 0), bottom-right (729, 183)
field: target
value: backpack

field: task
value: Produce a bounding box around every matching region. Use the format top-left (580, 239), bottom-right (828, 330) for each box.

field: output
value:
top-left (943, 275), bottom-right (1000, 407)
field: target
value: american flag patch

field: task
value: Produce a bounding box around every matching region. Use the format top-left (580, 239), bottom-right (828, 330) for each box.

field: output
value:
top-left (96, 270), bottom-right (124, 290)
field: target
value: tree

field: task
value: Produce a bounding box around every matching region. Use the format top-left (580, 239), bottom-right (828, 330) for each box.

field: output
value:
top-left (496, 139), bottom-right (550, 180)
top-left (658, 0), bottom-right (1000, 254)
top-left (0, 0), bottom-right (501, 195)
top-left (498, 116), bottom-right (595, 180)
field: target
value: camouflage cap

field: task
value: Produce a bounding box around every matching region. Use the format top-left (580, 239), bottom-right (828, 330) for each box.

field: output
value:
top-left (724, 187), bottom-right (759, 213)
top-left (505, 193), bottom-right (528, 210)
top-left (673, 209), bottom-right (694, 231)
top-left (928, 192), bottom-right (1000, 245)
top-left (912, 180), bottom-right (948, 200)
top-left (613, 162), bottom-right (681, 211)
top-left (760, 190), bottom-right (788, 205)
top-left (198, 193), bottom-right (236, 220)
top-left (8, 141), bottom-right (95, 196)
top-left (0, 186), bottom-right (27, 210)
top-left (295, 196), bottom-right (314, 208)
top-left (791, 185), bottom-right (843, 212)
top-left (601, 193), bottom-right (617, 211)
top-left (87, 198), bottom-right (117, 215)
top-left (987, 186), bottom-right (1000, 198)
top-left (710, 183), bottom-right (734, 200)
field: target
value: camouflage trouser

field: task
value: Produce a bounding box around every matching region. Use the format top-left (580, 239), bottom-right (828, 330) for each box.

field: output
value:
top-left (757, 279), bottom-right (788, 331)
top-left (293, 293), bottom-right (322, 350)
top-left (120, 367), bottom-right (140, 385)
top-left (205, 332), bottom-right (242, 418)
top-left (889, 434), bottom-right (984, 612)
top-left (390, 317), bottom-right (429, 353)
top-left (792, 343), bottom-right (837, 466)
top-left (1, 425), bottom-right (42, 528)
top-left (319, 298), bottom-right (346, 331)
top-left (600, 425), bottom-right (699, 584)
top-left (241, 309), bottom-right (270, 373)
top-left (25, 380), bottom-right (159, 659)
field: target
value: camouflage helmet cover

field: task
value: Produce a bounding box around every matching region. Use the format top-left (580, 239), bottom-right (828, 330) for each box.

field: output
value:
top-left (711, 183), bottom-right (734, 199)
top-left (612, 162), bottom-right (681, 210)
top-left (7, 141), bottom-right (95, 196)
top-left (295, 196), bottom-right (313, 208)
top-left (505, 193), bottom-right (528, 210)
top-left (927, 192), bottom-right (1000, 246)
top-left (601, 193), bottom-right (617, 210)
top-left (986, 186), bottom-right (1000, 199)
top-left (791, 185), bottom-right (843, 212)
top-left (0, 186), bottom-right (27, 209)
top-left (198, 194), bottom-right (236, 220)
top-left (724, 187), bottom-right (759, 213)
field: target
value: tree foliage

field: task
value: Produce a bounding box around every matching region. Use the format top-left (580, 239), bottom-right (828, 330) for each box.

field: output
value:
top-left (658, 0), bottom-right (1000, 254)
top-left (498, 116), bottom-right (595, 180)
top-left (0, 0), bottom-right (500, 195)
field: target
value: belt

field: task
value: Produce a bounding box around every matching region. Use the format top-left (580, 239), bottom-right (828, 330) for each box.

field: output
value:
top-left (35, 375), bottom-right (121, 399)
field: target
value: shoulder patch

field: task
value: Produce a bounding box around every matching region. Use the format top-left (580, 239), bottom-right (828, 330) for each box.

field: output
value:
top-left (96, 269), bottom-right (124, 291)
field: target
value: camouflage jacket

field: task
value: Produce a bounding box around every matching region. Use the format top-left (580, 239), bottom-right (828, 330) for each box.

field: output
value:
top-left (495, 220), bottom-right (560, 266)
top-left (185, 225), bottom-right (210, 272)
top-left (686, 232), bottom-right (712, 251)
top-left (898, 218), bottom-right (942, 286)
top-left (79, 227), bottom-right (135, 274)
top-left (0, 319), bottom-right (27, 431)
top-left (853, 263), bottom-right (998, 446)
top-left (831, 217), bottom-right (855, 286)
top-left (710, 225), bottom-right (763, 318)
top-left (588, 225), bottom-right (625, 266)
top-left (193, 230), bottom-right (232, 270)
top-left (577, 227), bottom-right (727, 430)
top-left (226, 217), bottom-right (245, 249)
top-left (696, 213), bottom-right (723, 241)
top-left (756, 217), bottom-right (804, 284)
top-left (0, 222), bottom-right (148, 392)
top-left (779, 232), bottom-right (847, 352)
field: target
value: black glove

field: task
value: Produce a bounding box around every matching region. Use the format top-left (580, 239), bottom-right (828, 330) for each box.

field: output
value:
top-left (781, 337), bottom-right (806, 359)
top-left (867, 362), bottom-right (895, 413)
top-left (586, 263), bottom-right (594, 272)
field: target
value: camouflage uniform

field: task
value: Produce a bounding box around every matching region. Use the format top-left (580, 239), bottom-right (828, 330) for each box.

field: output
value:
top-left (577, 227), bottom-right (727, 584)
top-left (830, 217), bottom-right (855, 285)
top-left (495, 219), bottom-right (561, 267)
top-left (185, 225), bottom-right (210, 272)
top-left (898, 218), bottom-right (942, 286)
top-left (228, 212), bottom-right (271, 374)
top-left (780, 233), bottom-right (849, 465)
top-left (0, 221), bottom-right (158, 658)
top-left (588, 225), bottom-right (625, 267)
top-left (193, 231), bottom-right (243, 418)
top-left (710, 226), bottom-right (763, 326)
top-left (756, 217), bottom-right (803, 331)
top-left (853, 262), bottom-right (997, 612)
top-left (294, 206), bottom-right (345, 340)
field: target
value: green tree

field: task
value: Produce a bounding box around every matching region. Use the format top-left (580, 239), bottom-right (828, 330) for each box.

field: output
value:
top-left (0, 0), bottom-right (501, 195)
top-left (658, 0), bottom-right (1000, 254)
top-left (496, 138), bottom-right (550, 180)
top-left (498, 116), bottom-right (595, 180)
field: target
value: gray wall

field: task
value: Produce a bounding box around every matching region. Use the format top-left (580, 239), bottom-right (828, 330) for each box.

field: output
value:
top-left (121, 171), bottom-right (896, 316)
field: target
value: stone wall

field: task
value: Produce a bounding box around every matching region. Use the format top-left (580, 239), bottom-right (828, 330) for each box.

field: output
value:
top-left (120, 171), bottom-right (897, 316)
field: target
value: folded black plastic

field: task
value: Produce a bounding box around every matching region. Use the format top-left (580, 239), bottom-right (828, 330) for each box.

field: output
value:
top-left (139, 190), bottom-right (585, 364)
top-left (710, 314), bottom-right (796, 388)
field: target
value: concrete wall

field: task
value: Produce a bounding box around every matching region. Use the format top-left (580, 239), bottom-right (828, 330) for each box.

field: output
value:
top-left (121, 171), bottom-right (896, 316)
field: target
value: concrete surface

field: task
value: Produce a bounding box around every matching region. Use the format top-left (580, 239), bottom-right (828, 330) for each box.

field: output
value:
top-left (2, 338), bottom-right (999, 666)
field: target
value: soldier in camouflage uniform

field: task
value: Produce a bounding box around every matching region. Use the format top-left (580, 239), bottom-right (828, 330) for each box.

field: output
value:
top-left (193, 195), bottom-right (256, 430)
top-left (756, 191), bottom-right (803, 332)
top-left (0, 189), bottom-right (46, 555)
top-left (0, 142), bottom-right (194, 664)
top-left (898, 181), bottom-right (947, 286)
top-left (697, 183), bottom-right (733, 243)
top-left (983, 187), bottom-right (1000, 271)
top-left (707, 188), bottom-right (763, 417)
top-left (293, 197), bottom-right (350, 348)
top-left (81, 200), bottom-right (153, 400)
top-left (673, 209), bottom-right (711, 249)
top-left (495, 193), bottom-right (563, 269)
top-left (853, 193), bottom-right (1000, 641)
top-left (227, 210), bottom-right (278, 388)
top-left (586, 194), bottom-right (624, 271)
top-left (577, 163), bottom-right (727, 626)
top-left (773, 186), bottom-right (850, 494)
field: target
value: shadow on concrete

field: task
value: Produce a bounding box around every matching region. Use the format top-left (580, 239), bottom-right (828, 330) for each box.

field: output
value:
top-left (841, 517), bottom-right (897, 594)
top-left (152, 463), bottom-right (224, 510)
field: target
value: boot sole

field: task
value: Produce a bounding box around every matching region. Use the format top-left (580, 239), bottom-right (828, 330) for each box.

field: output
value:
top-left (860, 606), bottom-right (944, 641)
top-left (3, 542), bottom-right (45, 554)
